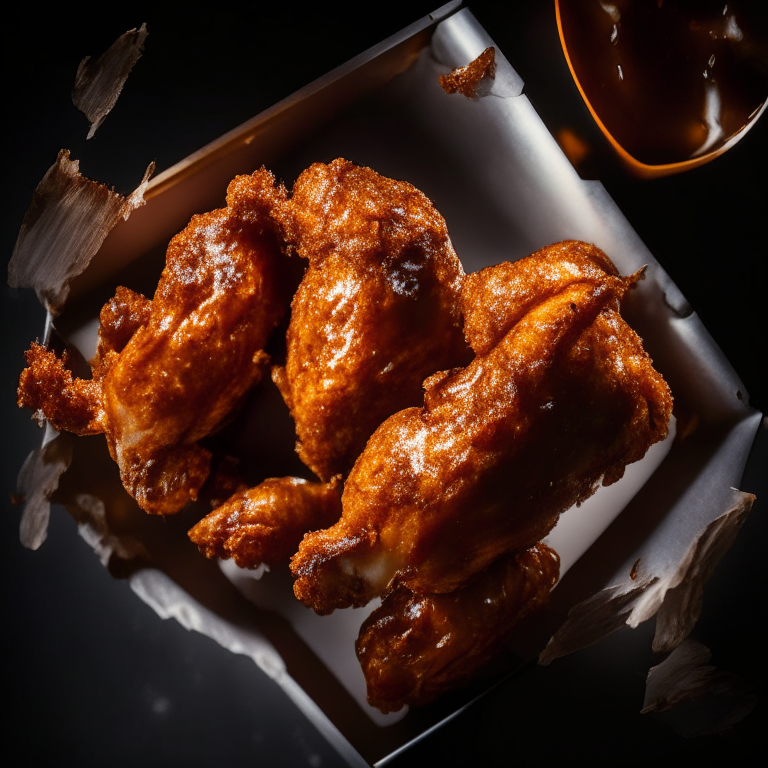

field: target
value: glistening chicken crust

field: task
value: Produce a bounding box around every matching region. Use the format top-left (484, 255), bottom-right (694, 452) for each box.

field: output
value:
top-left (291, 242), bottom-right (673, 614)
top-left (189, 476), bottom-right (342, 568)
top-left (18, 168), bottom-right (291, 515)
top-left (17, 343), bottom-right (104, 435)
top-left (272, 159), bottom-right (471, 481)
top-left (356, 543), bottom-right (560, 713)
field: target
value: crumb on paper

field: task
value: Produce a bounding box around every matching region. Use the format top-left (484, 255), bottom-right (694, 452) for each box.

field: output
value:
top-left (630, 557), bottom-right (641, 580)
top-left (642, 639), bottom-right (757, 737)
top-left (7, 150), bottom-right (154, 313)
top-left (539, 490), bottom-right (755, 664)
top-left (73, 24), bottom-right (148, 139)
top-left (439, 46), bottom-right (496, 99)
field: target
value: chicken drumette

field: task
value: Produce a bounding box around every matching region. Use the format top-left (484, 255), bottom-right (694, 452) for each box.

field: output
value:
top-left (189, 476), bottom-right (342, 568)
top-left (18, 168), bottom-right (291, 515)
top-left (357, 542), bottom-right (560, 713)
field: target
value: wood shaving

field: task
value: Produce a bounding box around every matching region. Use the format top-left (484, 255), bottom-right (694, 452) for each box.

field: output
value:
top-left (72, 24), bottom-right (148, 139)
top-left (7, 150), bottom-right (154, 313)
top-left (642, 639), bottom-right (757, 736)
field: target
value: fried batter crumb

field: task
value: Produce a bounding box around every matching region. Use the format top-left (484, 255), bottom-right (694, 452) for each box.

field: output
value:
top-left (439, 47), bottom-right (496, 99)
top-left (17, 343), bottom-right (104, 435)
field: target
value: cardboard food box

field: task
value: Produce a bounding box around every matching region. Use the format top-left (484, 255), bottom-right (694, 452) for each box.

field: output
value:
top-left (12, 3), bottom-right (761, 765)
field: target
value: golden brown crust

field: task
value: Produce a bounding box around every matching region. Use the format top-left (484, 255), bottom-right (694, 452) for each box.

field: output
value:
top-left (17, 168), bottom-right (292, 517)
top-left (273, 159), bottom-right (471, 481)
top-left (291, 243), bottom-right (672, 614)
top-left (17, 342), bottom-right (104, 435)
top-left (356, 543), bottom-right (560, 713)
top-left (439, 46), bottom-right (496, 98)
top-left (91, 285), bottom-right (152, 382)
top-left (461, 240), bottom-right (619, 356)
top-left (189, 476), bottom-right (342, 568)
top-left (102, 182), bottom-right (287, 514)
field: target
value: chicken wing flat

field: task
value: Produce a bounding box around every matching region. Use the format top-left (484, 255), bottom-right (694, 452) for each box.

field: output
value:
top-left (357, 543), bottom-right (559, 713)
top-left (291, 243), bottom-right (672, 614)
top-left (18, 168), bottom-right (291, 515)
top-left (271, 159), bottom-right (471, 481)
top-left (189, 476), bottom-right (342, 568)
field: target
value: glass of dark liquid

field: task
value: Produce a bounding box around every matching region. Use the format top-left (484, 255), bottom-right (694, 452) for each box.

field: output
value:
top-left (556, 0), bottom-right (768, 177)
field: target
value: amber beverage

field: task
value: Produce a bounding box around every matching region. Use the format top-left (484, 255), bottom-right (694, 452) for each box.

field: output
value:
top-left (556, 0), bottom-right (768, 176)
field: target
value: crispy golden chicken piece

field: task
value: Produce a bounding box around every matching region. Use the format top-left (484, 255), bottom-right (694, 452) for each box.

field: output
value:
top-left (189, 476), bottom-right (342, 568)
top-left (18, 286), bottom-right (155, 435)
top-left (291, 243), bottom-right (672, 614)
top-left (272, 159), bottom-right (471, 481)
top-left (18, 168), bottom-right (291, 515)
top-left (357, 543), bottom-right (559, 713)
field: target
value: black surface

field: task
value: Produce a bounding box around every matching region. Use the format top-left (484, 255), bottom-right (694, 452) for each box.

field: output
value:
top-left (3, 2), bottom-right (766, 766)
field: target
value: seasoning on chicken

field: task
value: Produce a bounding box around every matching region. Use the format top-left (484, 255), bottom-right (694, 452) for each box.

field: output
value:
top-left (291, 242), bottom-right (672, 614)
top-left (189, 476), bottom-right (342, 568)
top-left (18, 168), bottom-right (292, 515)
top-left (271, 159), bottom-right (471, 482)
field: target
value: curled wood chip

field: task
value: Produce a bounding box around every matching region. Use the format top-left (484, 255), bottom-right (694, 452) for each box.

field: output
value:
top-left (16, 430), bottom-right (73, 550)
top-left (7, 150), bottom-right (154, 312)
top-left (73, 24), bottom-right (148, 139)
top-left (539, 577), bottom-right (657, 665)
top-left (439, 46), bottom-right (496, 99)
top-left (642, 639), bottom-right (756, 736)
top-left (539, 490), bottom-right (756, 664)
top-left (651, 491), bottom-right (755, 653)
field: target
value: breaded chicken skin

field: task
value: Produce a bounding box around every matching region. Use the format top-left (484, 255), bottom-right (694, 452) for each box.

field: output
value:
top-left (291, 242), bottom-right (672, 614)
top-left (189, 476), bottom-right (342, 568)
top-left (272, 159), bottom-right (471, 481)
top-left (357, 543), bottom-right (559, 713)
top-left (18, 169), bottom-right (291, 515)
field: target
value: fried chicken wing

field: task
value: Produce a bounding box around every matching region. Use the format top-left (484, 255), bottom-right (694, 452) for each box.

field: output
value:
top-left (291, 243), bottom-right (672, 614)
top-left (272, 159), bottom-right (471, 481)
top-left (18, 168), bottom-right (291, 515)
top-left (357, 543), bottom-right (559, 713)
top-left (189, 476), bottom-right (342, 568)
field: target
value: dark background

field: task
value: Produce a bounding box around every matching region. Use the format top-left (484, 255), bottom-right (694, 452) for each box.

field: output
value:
top-left (3, 2), bottom-right (765, 765)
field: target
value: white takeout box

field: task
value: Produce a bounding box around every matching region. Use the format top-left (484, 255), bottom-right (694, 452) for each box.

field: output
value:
top-left (36, 3), bottom-right (760, 765)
